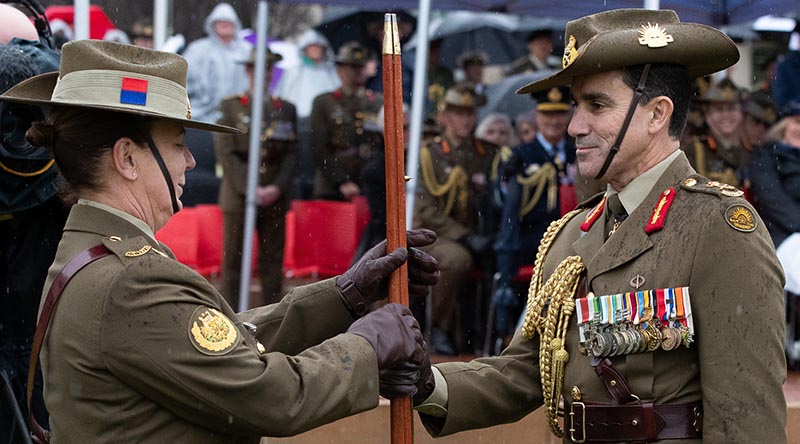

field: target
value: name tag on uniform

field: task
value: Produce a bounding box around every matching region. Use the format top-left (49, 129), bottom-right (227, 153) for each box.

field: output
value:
top-left (575, 287), bottom-right (694, 358)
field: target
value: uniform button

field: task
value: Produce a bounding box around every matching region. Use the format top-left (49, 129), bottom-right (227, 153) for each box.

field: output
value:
top-left (257, 342), bottom-right (266, 354)
top-left (632, 419), bottom-right (638, 426)
top-left (610, 380), bottom-right (617, 387)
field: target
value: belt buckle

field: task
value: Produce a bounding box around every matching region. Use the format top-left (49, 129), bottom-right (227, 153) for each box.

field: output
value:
top-left (569, 401), bottom-right (586, 443)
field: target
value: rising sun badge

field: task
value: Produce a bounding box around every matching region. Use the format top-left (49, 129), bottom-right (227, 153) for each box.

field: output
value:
top-left (725, 204), bottom-right (757, 232)
top-left (638, 23), bottom-right (674, 48)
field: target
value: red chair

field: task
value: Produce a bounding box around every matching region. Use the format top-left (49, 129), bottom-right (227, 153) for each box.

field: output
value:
top-left (156, 207), bottom-right (200, 269)
top-left (194, 204), bottom-right (225, 277)
top-left (283, 198), bottom-right (370, 279)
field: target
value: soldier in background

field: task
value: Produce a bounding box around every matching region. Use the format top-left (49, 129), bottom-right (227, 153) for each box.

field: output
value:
top-left (129, 18), bottom-right (154, 49)
top-left (684, 78), bottom-right (749, 188)
top-left (506, 29), bottom-right (560, 76)
top-left (743, 90), bottom-right (778, 149)
top-left (414, 84), bottom-right (498, 355)
top-left (425, 38), bottom-right (455, 122)
top-left (456, 50), bottom-right (489, 96)
top-left (215, 48), bottom-right (297, 307)
top-left (309, 41), bottom-right (383, 201)
top-left (489, 86), bottom-right (575, 351)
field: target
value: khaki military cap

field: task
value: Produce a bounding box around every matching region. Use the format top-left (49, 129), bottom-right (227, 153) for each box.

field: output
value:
top-left (518, 9), bottom-right (739, 94)
top-left (698, 77), bottom-right (744, 103)
top-left (130, 19), bottom-right (153, 38)
top-left (441, 83), bottom-right (486, 110)
top-left (335, 41), bottom-right (371, 66)
top-left (744, 91), bottom-right (777, 125)
top-left (1, 40), bottom-right (237, 133)
top-left (239, 47), bottom-right (283, 66)
top-left (532, 86), bottom-right (571, 112)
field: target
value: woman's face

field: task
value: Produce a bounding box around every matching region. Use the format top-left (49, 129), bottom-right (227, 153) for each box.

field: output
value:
top-left (137, 120), bottom-right (195, 230)
top-left (784, 116), bottom-right (800, 148)
top-left (482, 119), bottom-right (512, 146)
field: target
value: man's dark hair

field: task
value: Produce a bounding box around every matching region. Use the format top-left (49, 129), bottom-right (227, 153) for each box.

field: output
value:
top-left (621, 63), bottom-right (692, 139)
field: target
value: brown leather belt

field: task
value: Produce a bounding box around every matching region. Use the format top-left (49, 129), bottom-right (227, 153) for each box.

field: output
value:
top-left (568, 400), bottom-right (703, 443)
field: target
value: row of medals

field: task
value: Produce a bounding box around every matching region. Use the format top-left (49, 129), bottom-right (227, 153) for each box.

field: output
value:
top-left (579, 308), bottom-right (692, 358)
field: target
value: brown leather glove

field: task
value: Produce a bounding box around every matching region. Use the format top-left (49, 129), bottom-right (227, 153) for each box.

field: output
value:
top-left (379, 362), bottom-right (420, 399)
top-left (412, 343), bottom-right (435, 405)
top-left (337, 229), bottom-right (439, 316)
top-left (347, 303), bottom-right (424, 370)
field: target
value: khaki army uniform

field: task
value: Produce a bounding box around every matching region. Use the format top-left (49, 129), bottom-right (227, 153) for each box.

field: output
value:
top-left (684, 134), bottom-right (751, 188)
top-left (40, 203), bottom-right (378, 444)
top-left (420, 152), bottom-right (786, 443)
top-left (215, 93), bottom-right (297, 307)
top-left (414, 134), bottom-right (499, 340)
top-left (309, 88), bottom-right (383, 200)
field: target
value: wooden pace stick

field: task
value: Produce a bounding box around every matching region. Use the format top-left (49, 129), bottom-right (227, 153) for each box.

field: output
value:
top-left (382, 12), bottom-right (412, 444)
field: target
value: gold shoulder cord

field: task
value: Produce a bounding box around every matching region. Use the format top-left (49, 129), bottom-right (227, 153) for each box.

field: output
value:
top-left (521, 207), bottom-right (586, 437)
top-left (420, 146), bottom-right (468, 216)
top-left (517, 163), bottom-right (558, 217)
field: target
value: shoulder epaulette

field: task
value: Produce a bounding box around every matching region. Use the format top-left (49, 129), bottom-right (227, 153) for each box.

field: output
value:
top-left (679, 174), bottom-right (744, 198)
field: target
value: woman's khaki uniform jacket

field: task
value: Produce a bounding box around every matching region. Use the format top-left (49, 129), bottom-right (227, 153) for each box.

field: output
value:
top-left (39, 204), bottom-right (378, 443)
top-left (421, 153), bottom-right (787, 443)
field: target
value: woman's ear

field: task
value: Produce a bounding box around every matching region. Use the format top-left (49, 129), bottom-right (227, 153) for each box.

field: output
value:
top-left (649, 96), bottom-right (674, 135)
top-left (111, 137), bottom-right (139, 181)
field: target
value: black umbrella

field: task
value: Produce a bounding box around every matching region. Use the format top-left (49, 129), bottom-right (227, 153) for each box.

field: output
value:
top-left (478, 70), bottom-right (557, 121)
top-left (314, 7), bottom-right (416, 53)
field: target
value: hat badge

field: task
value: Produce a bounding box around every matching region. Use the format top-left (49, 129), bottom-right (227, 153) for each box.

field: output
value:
top-left (720, 86), bottom-right (736, 101)
top-left (547, 87), bottom-right (562, 103)
top-left (562, 35), bottom-right (577, 68)
top-left (460, 91), bottom-right (472, 105)
top-left (638, 23), bottom-right (674, 48)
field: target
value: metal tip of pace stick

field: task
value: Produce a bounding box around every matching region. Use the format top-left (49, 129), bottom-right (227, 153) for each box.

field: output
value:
top-left (382, 13), bottom-right (401, 55)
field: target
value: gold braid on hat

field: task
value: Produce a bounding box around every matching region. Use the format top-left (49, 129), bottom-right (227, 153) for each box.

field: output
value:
top-left (420, 146), bottom-right (469, 216)
top-left (517, 163), bottom-right (558, 217)
top-left (522, 208), bottom-right (586, 437)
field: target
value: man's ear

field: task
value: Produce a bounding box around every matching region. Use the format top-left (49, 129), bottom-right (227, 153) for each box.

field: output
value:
top-left (649, 96), bottom-right (674, 135)
top-left (111, 137), bottom-right (140, 181)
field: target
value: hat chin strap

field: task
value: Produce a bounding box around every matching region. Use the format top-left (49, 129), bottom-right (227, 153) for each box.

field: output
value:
top-left (594, 64), bottom-right (652, 180)
top-left (144, 131), bottom-right (180, 215)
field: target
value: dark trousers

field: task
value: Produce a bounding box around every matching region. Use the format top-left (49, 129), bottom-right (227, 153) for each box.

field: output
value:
top-left (221, 197), bottom-right (288, 309)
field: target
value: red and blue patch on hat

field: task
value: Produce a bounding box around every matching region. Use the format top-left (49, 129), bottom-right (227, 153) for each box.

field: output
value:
top-left (120, 77), bottom-right (148, 106)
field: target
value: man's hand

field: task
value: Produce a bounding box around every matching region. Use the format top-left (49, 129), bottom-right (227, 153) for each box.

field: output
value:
top-left (256, 185), bottom-right (281, 207)
top-left (336, 229), bottom-right (439, 317)
top-left (347, 303), bottom-right (424, 371)
top-left (339, 181), bottom-right (361, 200)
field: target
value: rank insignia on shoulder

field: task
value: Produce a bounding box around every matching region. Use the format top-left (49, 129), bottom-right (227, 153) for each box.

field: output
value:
top-left (725, 204), bottom-right (757, 232)
top-left (189, 307), bottom-right (239, 355)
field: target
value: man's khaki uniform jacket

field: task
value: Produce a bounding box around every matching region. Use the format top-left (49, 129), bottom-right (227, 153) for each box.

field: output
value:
top-left (421, 153), bottom-right (787, 443)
